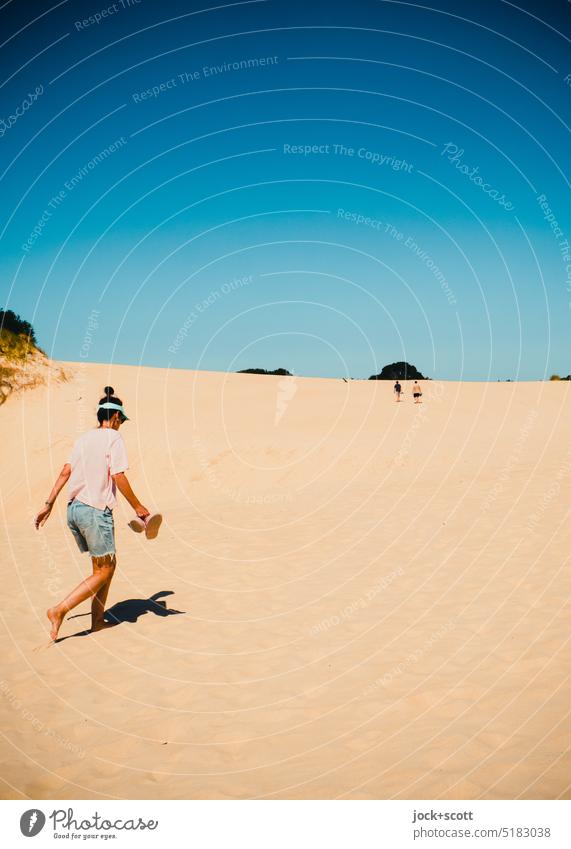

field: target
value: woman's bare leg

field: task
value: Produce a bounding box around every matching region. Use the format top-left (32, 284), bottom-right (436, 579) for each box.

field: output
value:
top-left (91, 556), bottom-right (116, 631)
top-left (46, 555), bottom-right (115, 640)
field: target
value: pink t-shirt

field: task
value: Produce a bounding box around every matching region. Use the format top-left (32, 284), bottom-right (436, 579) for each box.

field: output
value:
top-left (67, 429), bottom-right (129, 510)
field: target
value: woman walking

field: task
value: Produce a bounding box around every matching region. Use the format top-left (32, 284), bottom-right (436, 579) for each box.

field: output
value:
top-left (35, 387), bottom-right (161, 641)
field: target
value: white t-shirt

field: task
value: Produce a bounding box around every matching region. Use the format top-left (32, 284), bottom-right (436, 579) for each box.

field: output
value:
top-left (67, 429), bottom-right (129, 510)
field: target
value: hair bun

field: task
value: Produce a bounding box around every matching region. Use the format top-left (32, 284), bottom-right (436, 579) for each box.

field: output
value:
top-left (103, 386), bottom-right (114, 396)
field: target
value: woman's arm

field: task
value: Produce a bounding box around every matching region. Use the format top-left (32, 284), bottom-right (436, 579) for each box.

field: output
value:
top-left (35, 463), bottom-right (71, 528)
top-left (112, 472), bottom-right (150, 520)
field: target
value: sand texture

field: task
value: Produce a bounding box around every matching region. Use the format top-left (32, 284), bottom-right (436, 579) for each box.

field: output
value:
top-left (1, 363), bottom-right (570, 799)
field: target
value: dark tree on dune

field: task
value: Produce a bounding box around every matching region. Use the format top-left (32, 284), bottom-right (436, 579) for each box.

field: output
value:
top-left (369, 362), bottom-right (426, 381)
top-left (0, 309), bottom-right (37, 344)
top-left (237, 368), bottom-right (292, 376)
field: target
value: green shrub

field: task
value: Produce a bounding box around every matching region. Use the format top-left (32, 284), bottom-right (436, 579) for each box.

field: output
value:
top-left (0, 328), bottom-right (37, 361)
top-left (0, 309), bottom-right (37, 344)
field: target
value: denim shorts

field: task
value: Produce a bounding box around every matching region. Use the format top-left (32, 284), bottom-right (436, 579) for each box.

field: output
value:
top-left (67, 500), bottom-right (115, 558)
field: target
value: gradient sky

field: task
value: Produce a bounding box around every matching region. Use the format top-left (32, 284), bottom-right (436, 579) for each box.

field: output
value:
top-left (1, 0), bottom-right (570, 379)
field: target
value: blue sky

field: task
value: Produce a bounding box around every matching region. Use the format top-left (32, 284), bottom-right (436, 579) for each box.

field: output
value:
top-left (1, 0), bottom-right (570, 379)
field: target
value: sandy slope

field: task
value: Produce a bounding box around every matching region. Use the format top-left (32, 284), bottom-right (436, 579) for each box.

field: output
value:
top-left (1, 362), bottom-right (570, 800)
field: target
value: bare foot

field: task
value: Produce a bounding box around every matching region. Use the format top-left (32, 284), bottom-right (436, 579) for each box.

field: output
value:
top-left (47, 607), bottom-right (64, 641)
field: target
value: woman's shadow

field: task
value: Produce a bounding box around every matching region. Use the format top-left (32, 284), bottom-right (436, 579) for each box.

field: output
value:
top-left (105, 590), bottom-right (184, 625)
top-left (57, 591), bottom-right (184, 642)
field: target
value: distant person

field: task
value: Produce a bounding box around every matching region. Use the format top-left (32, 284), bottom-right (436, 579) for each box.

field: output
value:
top-left (34, 387), bottom-right (162, 642)
top-left (412, 380), bottom-right (423, 403)
top-left (394, 380), bottom-right (402, 401)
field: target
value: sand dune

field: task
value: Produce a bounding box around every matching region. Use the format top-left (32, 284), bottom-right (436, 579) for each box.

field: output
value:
top-left (1, 362), bottom-right (570, 799)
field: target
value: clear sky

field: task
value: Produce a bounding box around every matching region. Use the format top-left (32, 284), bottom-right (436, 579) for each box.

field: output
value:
top-left (1, 0), bottom-right (570, 380)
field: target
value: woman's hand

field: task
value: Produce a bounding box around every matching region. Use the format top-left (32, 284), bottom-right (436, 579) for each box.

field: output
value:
top-left (35, 503), bottom-right (52, 529)
top-left (35, 465), bottom-right (70, 529)
top-left (135, 503), bottom-right (150, 522)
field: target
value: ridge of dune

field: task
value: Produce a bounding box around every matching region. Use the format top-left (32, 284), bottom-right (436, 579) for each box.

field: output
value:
top-left (1, 361), bottom-right (570, 799)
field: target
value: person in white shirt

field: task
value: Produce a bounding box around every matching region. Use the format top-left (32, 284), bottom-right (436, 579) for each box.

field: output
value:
top-left (35, 387), bottom-right (160, 641)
